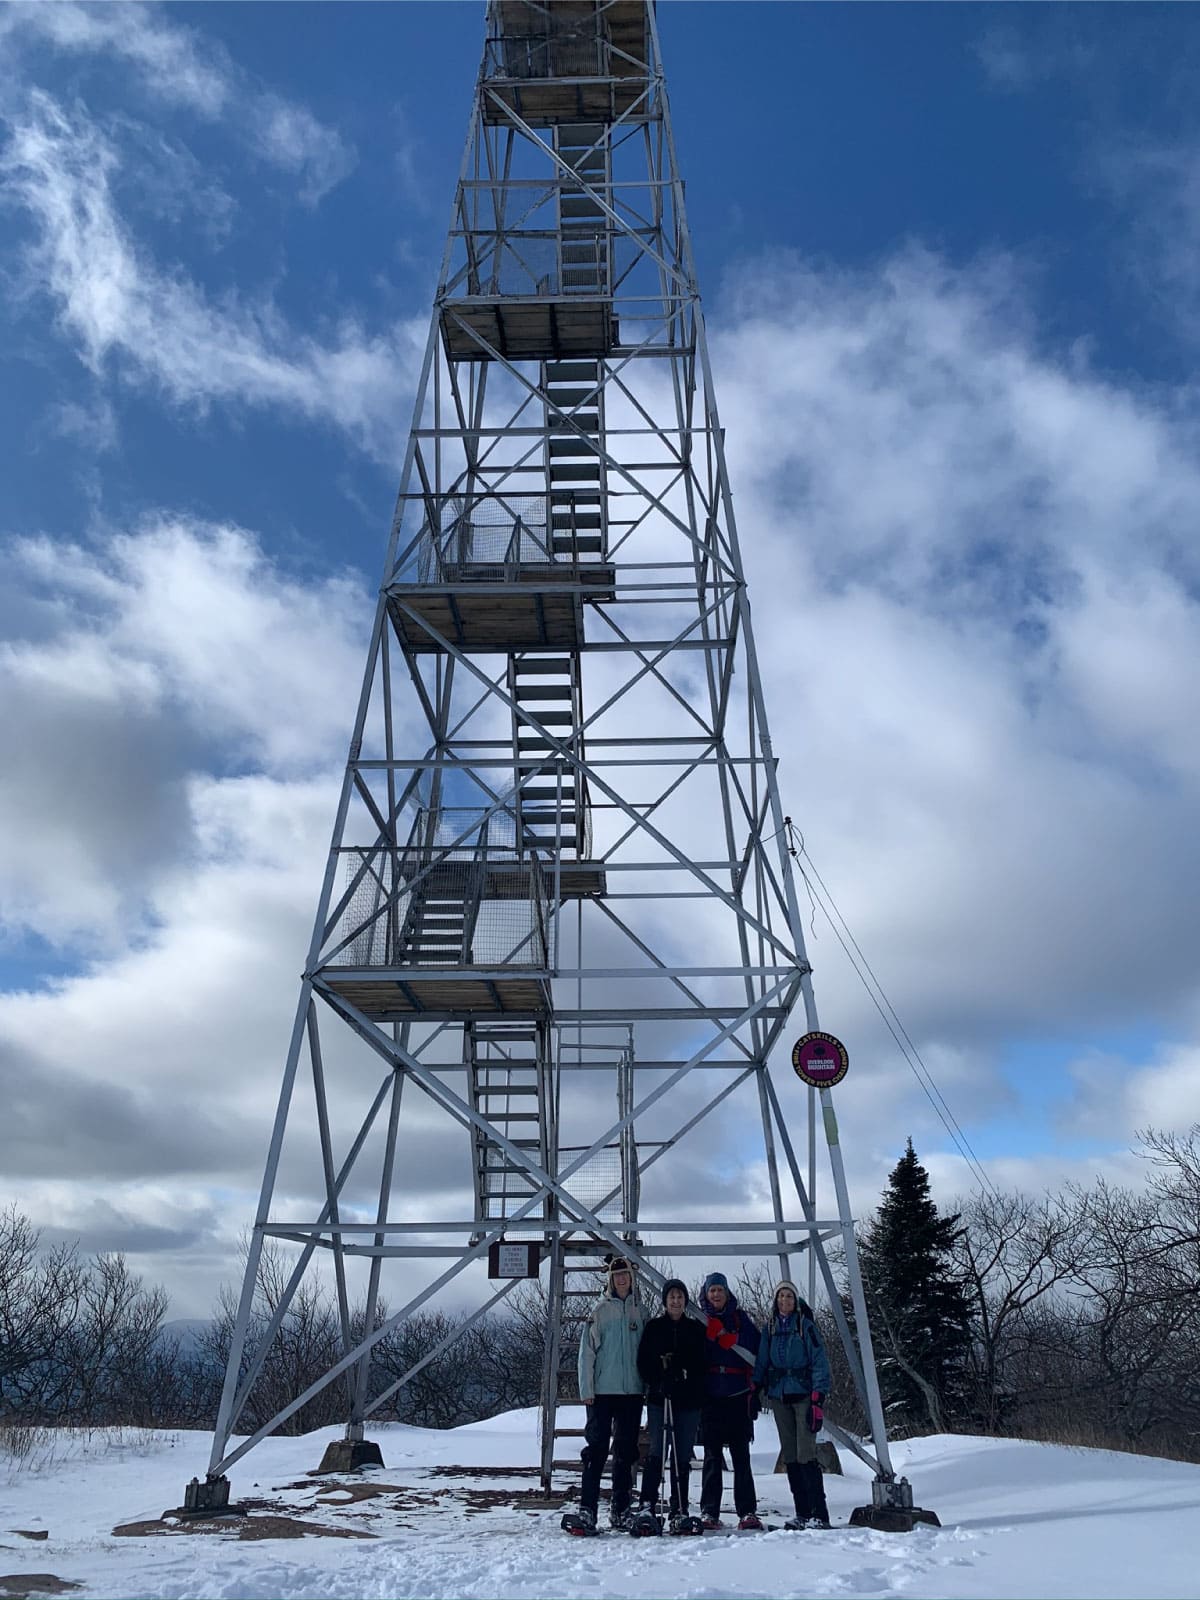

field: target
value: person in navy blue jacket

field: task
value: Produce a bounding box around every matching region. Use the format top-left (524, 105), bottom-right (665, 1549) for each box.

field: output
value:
top-left (752, 1279), bottom-right (832, 1528)
top-left (697, 1271), bottom-right (762, 1529)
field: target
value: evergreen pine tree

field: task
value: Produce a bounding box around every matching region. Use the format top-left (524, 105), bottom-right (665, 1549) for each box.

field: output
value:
top-left (856, 1138), bottom-right (974, 1436)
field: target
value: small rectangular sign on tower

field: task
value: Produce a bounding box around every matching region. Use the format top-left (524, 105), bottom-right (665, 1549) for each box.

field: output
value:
top-left (487, 1241), bottom-right (540, 1279)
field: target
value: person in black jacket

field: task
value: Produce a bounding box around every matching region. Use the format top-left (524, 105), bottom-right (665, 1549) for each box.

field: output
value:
top-left (635, 1278), bottom-right (706, 1530)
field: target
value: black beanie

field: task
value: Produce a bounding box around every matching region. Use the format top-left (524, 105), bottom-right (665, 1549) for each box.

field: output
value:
top-left (661, 1277), bottom-right (689, 1306)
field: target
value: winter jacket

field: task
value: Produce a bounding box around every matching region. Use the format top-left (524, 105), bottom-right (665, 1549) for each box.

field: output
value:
top-left (697, 1287), bottom-right (760, 1399)
top-left (578, 1281), bottom-right (647, 1401)
top-left (637, 1312), bottom-right (707, 1409)
top-left (752, 1305), bottom-right (831, 1400)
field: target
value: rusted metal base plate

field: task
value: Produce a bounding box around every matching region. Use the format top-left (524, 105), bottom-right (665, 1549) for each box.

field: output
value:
top-left (848, 1504), bottom-right (941, 1533)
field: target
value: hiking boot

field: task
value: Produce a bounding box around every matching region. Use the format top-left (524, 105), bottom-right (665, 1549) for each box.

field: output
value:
top-left (701, 1510), bottom-right (723, 1530)
top-left (561, 1506), bottom-right (597, 1536)
top-left (629, 1505), bottom-right (662, 1537)
top-left (738, 1512), bottom-right (764, 1531)
top-left (609, 1504), bottom-right (636, 1531)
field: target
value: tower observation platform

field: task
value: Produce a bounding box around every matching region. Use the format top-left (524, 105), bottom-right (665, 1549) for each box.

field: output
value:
top-left (194, 0), bottom-right (928, 1536)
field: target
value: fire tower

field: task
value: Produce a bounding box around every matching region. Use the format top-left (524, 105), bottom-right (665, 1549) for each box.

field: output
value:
top-left (191, 0), bottom-right (930, 1532)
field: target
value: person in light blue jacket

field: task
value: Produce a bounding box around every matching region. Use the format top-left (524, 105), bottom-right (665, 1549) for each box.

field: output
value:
top-left (753, 1280), bottom-right (833, 1529)
top-left (572, 1257), bottom-right (647, 1531)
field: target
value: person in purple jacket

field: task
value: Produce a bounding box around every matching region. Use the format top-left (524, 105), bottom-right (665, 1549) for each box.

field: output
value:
top-left (697, 1271), bottom-right (762, 1530)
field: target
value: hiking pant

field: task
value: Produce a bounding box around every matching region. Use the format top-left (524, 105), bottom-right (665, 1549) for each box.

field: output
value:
top-left (580, 1393), bottom-right (643, 1516)
top-left (770, 1397), bottom-right (818, 1466)
top-left (700, 1393), bottom-right (757, 1517)
top-left (786, 1460), bottom-right (829, 1523)
top-left (639, 1402), bottom-right (700, 1513)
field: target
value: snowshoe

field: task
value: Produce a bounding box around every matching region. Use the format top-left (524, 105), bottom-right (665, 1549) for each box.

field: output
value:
top-left (700, 1511), bottom-right (724, 1530)
top-left (784, 1516), bottom-right (807, 1531)
top-left (561, 1508), bottom-right (598, 1537)
top-left (629, 1507), bottom-right (663, 1538)
top-left (737, 1513), bottom-right (765, 1531)
top-left (669, 1512), bottom-right (706, 1536)
top-left (609, 1505), bottom-right (636, 1532)
top-left (805, 1515), bottom-right (832, 1529)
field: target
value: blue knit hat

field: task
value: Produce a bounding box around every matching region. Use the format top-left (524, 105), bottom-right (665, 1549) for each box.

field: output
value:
top-left (702, 1271), bottom-right (729, 1293)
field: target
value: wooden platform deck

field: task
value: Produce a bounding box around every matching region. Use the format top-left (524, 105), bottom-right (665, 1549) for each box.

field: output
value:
top-left (387, 567), bottom-right (616, 652)
top-left (441, 298), bottom-right (616, 362)
top-left (483, 1), bottom-right (649, 126)
top-left (548, 862), bottom-right (607, 897)
top-left (481, 78), bottom-right (649, 126)
top-left (318, 972), bottom-right (552, 1022)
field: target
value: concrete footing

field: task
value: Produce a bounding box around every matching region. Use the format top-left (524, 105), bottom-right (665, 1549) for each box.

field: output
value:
top-left (316, 1438), bottom-right (385, 1474)
top-left (176, 1475), bottom-right (246, 1519)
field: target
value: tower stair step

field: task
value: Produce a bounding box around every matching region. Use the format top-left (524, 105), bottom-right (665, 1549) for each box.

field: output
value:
top-left (512, 658), bottom-right (573, 675)
top-left (515, 685), bottom-right (574, 701)
top-left (544, 361), bottom-right (598, 381)
top-left (520, 709), bottom-right (574, 725)
top-left (550, 509), bottom-right (601, 525)
top-left (548, 411), bottom-right (600, 431)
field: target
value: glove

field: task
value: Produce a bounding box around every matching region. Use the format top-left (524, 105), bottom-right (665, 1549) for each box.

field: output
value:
top-left (807, 1391), bottom-right (824, 1434)
top-left (705, 1316), bottom-right (724, 1340)
top-left (717, 1330), bottom-right (737, 1349)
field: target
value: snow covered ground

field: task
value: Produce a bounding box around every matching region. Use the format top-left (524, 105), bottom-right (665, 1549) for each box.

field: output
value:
top-left (2, 1407), bottom-right (1198, 1599)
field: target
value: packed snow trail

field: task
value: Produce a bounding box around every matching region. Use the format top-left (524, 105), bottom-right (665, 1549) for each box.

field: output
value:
top-left (2, 1410), bottom-right (1199, 1599)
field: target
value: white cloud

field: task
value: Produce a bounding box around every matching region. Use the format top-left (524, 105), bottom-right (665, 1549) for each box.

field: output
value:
top-left (1096, 140), bottom-right (1200, 344)
top-left (0, 1), bottom-right (355, 203)
top-left (0, 92), bottom-right (423, 462)
top-left (709, 248), bottom-right (1200, 1140)
top-left (971, 25), bottom-right (1095, 94)
top-left (0, 517), bottom-right (368, 946)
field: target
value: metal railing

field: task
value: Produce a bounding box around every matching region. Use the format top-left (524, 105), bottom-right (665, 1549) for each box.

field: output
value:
top-left (415, 495), bottom-right (606, 583)
top-left (451, 230), bottom-right (605, 299)
top-left (334, 815), bottom-right (550, 971)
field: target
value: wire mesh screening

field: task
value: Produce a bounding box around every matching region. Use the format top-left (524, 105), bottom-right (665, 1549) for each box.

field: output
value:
top-left (416, 495), bottom-right (552, 582)
top-left (486, 19), bottom-right (607, 83)
top-left (332, 833), bottom-right (549, 970)
top-left (559, 1146), bottom-right (625, 1222)
top-left (450, 231), bottom-right (605, 299)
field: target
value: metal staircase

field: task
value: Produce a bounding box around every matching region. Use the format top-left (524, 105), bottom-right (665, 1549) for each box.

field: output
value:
top-left (509, 654), bottom-right (587, 860)
top-left (467, 1022), bottom-right (553, 1236)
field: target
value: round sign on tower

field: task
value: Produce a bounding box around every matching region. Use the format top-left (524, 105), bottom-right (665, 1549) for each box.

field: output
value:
top-left (791, 1030), bottom-right (849, 1089)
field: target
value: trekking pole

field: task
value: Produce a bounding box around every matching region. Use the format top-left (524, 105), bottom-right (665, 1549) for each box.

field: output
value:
top-left (663, 1392), bottom-right (677, 1524)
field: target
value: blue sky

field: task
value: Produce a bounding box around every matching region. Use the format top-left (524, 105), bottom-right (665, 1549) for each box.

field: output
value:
top-left (2, 2), bottom-right (1199, 1315)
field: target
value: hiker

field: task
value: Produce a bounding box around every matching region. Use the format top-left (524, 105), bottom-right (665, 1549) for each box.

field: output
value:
top-left (697, 1270), bottom-right (763, 1530)
top-left (633, 1277), bottom-right (706, 1533)
top-left (563, 1256), bottom-right (647, 1535)
top-left (752, 1280), bottom-right (832, 1529)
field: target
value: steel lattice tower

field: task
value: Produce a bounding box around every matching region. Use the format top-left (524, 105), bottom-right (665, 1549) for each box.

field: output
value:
top-left (194, 0), bottom-right (928, 1529)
